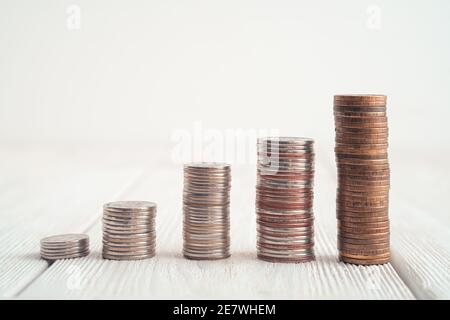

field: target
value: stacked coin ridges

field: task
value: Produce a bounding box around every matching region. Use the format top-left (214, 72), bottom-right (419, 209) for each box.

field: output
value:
top-left (334, 95), bottom-right (390, 265)
top-left (183, 163), bottom-right (231, 260)
top-left (256, 137), bottom-right (315, 263)
top-left (40, 234), bottom-right (89, 261)
top-left (102, 201), bottom-right (156, 260)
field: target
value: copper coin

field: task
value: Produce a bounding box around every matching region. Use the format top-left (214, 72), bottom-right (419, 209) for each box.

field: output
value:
top-left (339, 251), bottom-right (391, 260)
top-left (338, 215), bottom-right (389, 223)
top-left (335, 149), bottom-right (388, 157)
top-left (337, 205), bottom-right (389, 213)
top-left (337, 178), bottom-right (390, 187)
top-left (335, 131), bottom-right (389, 138)
top-left (335, 121), bottom-right (388, 129)
top-left (338, 235), bottom-right (389, 245)
top-left (339, 226), bottom-right (390, 235)
top-left (338, 220), bottom-right (390, 228)
top-left (337, 163), bottom-right (390, 171)
top-left (339, 256), bottom-right (390, 265)
top-left (339, 247), bottom-right (390, 256)
top-left (337, 173), bottom-right (390, 181)
top-left (337, 213), bottom-right (389, 220)
top-left (336, 158), bottom-right (389, 166)
top-left (334, 94), bottom-right (387, 105)
top-left (334, 106), bottom-right (386, 114)
top-left (336, 139), bottom-right (389, 146)
top-left (337, 231), bottom-right (390, 240)
top-left (338, 241), bottom-right (389, 250)
top-left (337, 195), bottom-right (389, 204)
top-left (334, 110), bottom-right (386, 117)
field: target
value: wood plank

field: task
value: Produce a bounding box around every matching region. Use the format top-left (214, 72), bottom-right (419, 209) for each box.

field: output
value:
top-left (20, 162), bottom-right (414, 299)
top-left (390, 199), bottom-right (450, 299)
top-left (0, 147), bottom-right (142, 297)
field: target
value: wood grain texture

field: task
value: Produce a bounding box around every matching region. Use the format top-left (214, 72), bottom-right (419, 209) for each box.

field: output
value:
top-left (19, 164), bottom-right (414, 299)
top-left (390, 199), bottom-right (450, 299)
top-left (0, 146), bottom-right (143, 297)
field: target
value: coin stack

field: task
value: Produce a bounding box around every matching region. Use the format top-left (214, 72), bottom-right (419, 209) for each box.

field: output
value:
top-left (40, 234), bottom-right (89, 261)
top-left (256, 137), bottom-right (315, 263)
top-left (102, 201), bottom-right (157, 260)
top-left (183, 163), bottom-right (231, 260)
top-left (334, 95), bottom-right (390, 265)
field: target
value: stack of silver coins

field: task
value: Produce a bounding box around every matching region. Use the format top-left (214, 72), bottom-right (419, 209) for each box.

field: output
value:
top-left (40, 234), bottom-right (89, 261)
top-left (256, 137), bottom-right (315, 263)
top-left (183, 163), bottom-right (231, 260)
top-left (102, 201), bottom-right (156, 260)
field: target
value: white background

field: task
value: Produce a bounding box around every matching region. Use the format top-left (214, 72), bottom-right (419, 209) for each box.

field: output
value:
top-left (1, 0), bottom-right (450, 151)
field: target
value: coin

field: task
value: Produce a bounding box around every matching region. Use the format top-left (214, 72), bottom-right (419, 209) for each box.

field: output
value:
top-left (256, 137), bottom-right (315, 263)
top-left (339, 255), bottom-right (390, 265)
top-left (183, 162), bottom-right (231, 260)
top-left (40, 234), bottom-right (90, 261)
top-left (102, 201), bottom-right (156, 260)
top-left (334, 95), bottom-right (387, 106)
top-left (334, 95), bottom-right (390, 265)
top-left (338, 235), bottom-right (390, 245)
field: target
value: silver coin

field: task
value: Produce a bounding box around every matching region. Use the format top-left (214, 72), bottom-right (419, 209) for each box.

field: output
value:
top-left (40, 234), bottom-right (89, 246)
top-left (103, 201), bottom-right (157, 211)
top-left (102, 252), bottom-right (155, 260)
top-left (40, 241), bottom-right (89, 250)
top-left (41, 249), bottom-right (90, 260)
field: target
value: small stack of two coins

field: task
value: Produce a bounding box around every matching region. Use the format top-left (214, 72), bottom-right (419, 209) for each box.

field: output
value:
top-left (334, 95), bottom-right (390, 265)
top-left (256, 137), bottom-right (315, 263)
top-left (102, 201), bottom-right (156, 260)
top-left (183, 163), bottom-right (231, 260)
top-left (40, 234), bottom-right (89, 261)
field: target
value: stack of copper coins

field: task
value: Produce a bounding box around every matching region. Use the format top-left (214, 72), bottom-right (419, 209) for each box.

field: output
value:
top-left (102, 201), bottom-right (157, 260)
top-left (256, 137), bottom-right (315, 263)
top-left (334, 95), bottom-right (390, 265)
top-left (183, 163), bottom-right (231, 260)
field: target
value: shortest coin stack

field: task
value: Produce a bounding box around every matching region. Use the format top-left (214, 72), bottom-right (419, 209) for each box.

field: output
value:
top-left (102, 201), bottom-right (157, 260)
top-left (40, 234), bottom-right (90, 261)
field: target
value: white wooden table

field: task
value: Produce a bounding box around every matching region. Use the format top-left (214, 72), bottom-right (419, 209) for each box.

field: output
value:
top-left (1, 144), bottom-right (449, 300)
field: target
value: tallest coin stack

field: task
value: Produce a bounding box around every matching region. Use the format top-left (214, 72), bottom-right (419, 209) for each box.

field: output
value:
top-left (334, 95), bottom-right (390, 265)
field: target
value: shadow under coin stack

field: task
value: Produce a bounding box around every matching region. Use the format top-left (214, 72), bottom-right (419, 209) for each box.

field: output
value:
top-left (256, 137), bottom-right (315, 263)
top-left (334, 95), bottom-right (390, 265)
top-left (40, 234), bottom-right (89, 261)
top-left (183, 163), bottom-right (231, 260)
top-left (102, 201), bottom-right (157, 260)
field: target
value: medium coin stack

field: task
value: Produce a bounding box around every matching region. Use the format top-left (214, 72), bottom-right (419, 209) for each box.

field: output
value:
top-left (183, 163), bottom-right (231, 260)
top-left (256, 137), bottom-right (315, 263)
top-left (40, 234), bottom-right (89, 261)
top-left (334, 95), bottom-right (390, 265)
top-left (102, 201), bottom-right (156, 260)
